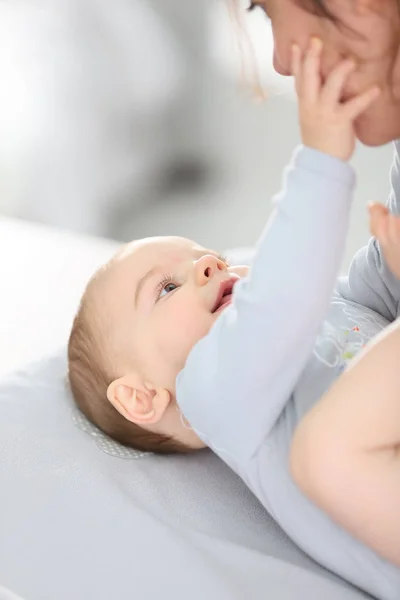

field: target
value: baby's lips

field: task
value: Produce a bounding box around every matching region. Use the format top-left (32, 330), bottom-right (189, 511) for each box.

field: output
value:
top-left (212, 276), bottom-right (239, 313)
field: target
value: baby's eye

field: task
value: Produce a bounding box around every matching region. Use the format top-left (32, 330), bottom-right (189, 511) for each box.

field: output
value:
top-left (159, 282), bottom-right (179, 299)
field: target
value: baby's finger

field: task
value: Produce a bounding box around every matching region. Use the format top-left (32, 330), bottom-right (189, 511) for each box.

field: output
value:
top-left (341, 85), bottom-right (381, 120)
top-left (320, 59), bottom-right (356, 107)
top-left (301, 37), bottom-right (322, 103)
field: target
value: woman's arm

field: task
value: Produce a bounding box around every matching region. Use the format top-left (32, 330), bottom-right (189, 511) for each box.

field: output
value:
top-left (337, 142), bottom-right (400, 322)
top-left (291, 321), bottom-right (400, 566)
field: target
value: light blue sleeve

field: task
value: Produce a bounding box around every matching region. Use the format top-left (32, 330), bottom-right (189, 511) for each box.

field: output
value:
top-left (177, 146), bottom-right (355, 462)
top-left (337, 141), bottom-right (400, 321)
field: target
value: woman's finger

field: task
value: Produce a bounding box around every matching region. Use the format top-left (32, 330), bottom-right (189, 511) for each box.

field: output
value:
top-left (388, 214), bottom-right (400, 245)
top-left (320, 59), bottom-right (356, 107)
top-left (369, 203), bottom-right (389, 242)
top-left (376, 216), bottom-right (389, 248)
top-left (394, 218), bottom-right (400, 243)
top-left (341, 85), bottom-right (381, 120)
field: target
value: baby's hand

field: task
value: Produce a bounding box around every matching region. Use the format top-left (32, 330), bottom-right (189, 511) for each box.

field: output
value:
top-left (369, 203), bottom-right (400, 279)
top-left (292, 38), bottom-right (380, 161)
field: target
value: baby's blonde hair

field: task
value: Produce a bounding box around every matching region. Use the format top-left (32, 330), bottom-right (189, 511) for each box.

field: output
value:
top-left (67, 269), bottom-right (190, 455)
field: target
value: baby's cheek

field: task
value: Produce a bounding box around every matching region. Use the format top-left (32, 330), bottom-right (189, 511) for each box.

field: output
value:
top-left (175, 306), bottom-right (210, 341)
top-left (173, 306), bottom-right (210, 352)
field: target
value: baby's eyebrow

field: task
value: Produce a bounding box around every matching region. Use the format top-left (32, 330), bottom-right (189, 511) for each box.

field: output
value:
top-left (201, 248), bottom-right (222, 259)
top-left (134, 266), bottom-right (158, 308)
top-left (207, 251), bottom-right (229, 264)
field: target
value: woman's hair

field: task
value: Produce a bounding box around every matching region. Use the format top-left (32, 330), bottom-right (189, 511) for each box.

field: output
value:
top-left (67, 272), bottom-right (191, 455)
top-left (247, 0), bottom-right (399, 24)
top-left (296, 0), bottom-right (399, 21)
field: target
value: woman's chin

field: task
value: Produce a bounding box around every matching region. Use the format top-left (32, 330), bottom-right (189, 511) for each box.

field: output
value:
top-left (355, 123), bottom-right (390, 147)
top-left (355, 104), bottom-right (400, 146)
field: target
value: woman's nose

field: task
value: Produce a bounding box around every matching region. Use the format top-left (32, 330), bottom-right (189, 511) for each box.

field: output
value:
top-left (194, 255), bottom-right (226, 286)
top-left (273, 48), bottom-right (291, 76)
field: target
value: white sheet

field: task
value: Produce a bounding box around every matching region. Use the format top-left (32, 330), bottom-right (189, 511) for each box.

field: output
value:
top-left (0, 217), bottom-right (369, 600)
top-left (0, 217), bottom-right (118, 375)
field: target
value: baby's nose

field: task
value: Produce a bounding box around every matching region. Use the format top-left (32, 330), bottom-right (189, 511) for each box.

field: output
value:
top-left (194, 255), bottom-right (226, 286)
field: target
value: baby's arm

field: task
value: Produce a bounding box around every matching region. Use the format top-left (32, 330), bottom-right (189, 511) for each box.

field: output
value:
top-left (178, 146), bottom-right (353, 460)
top-left (177, 40), bottom-right (379, 462)
top-left (337, 143), bottom-right (400, 321)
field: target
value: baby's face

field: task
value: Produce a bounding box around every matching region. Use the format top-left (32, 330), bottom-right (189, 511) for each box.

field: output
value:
top-left (102, 236), bottom-right (248, 393)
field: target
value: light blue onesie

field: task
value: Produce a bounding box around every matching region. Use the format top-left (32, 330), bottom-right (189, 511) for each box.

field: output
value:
top-left (177, 144), bottom-right (400, 600)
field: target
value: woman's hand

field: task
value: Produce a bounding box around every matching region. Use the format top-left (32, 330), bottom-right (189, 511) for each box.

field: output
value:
top-left (369, 202), bottom-right (400, 278)
top-left (293, 38), bottom-right (381, 161)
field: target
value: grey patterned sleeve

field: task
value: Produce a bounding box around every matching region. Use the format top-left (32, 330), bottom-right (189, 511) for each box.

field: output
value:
top-left (337, 142), bottom-right (400, 322)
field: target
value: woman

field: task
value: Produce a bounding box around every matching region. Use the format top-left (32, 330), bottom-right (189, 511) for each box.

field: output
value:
top-left (249, 0), bottom-right (400, 147)
top-left (247, 0), bottom-right (400, 569)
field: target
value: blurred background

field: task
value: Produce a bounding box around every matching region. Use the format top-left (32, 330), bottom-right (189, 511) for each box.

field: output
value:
top-left (0, 0), bottom-right (393, 269)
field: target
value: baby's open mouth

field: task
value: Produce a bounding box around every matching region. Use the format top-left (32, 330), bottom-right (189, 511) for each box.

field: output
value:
top-left (212, 278), bottom-right (238, 313)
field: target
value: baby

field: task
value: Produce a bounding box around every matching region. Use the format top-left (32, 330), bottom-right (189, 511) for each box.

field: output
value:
top-left (68, 40), bottom-right (400, 598)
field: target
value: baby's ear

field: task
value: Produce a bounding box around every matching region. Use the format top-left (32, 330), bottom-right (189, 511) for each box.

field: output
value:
top-left (107, 376), bottom-right (170, 425)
